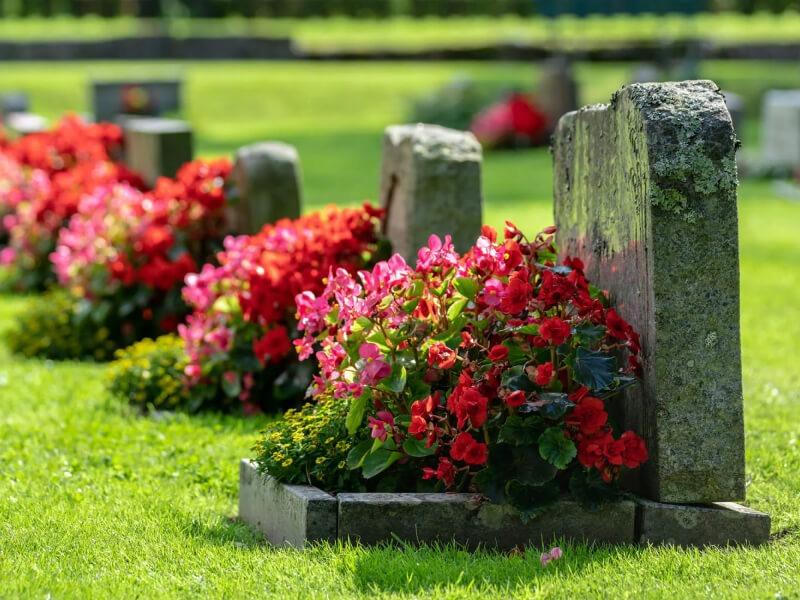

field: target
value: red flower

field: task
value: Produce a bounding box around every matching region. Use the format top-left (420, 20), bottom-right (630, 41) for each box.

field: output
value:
top-left (449, 432), bottom-right (488, 466)
top-left (252, 325), bottom-right (292, 365)
top-left (408, 415), bottom-right (427, 439)
top-left (535, 362), bottom-right (554, 386)
top-left (566, 396), bottom-right (608, 435)
top-left (605, 308), bottom-right (629, 340)
top-left (488, 344), bottom-right (509, 362)
top-left (620, 431), bottom-right (648, 468)
top-left (422, 457), bottom-right (456, 487)
top-left (500, 269), bottom-right (533, 315)
top-left (428, 342), bottom-right (457, 370)
top-left (576, 431), bottom-right (613, 469)
top-left (505, 389), bottom-right (526, 408)
top-left (539, 316), bottom-right (571, 346)
top-left (450, 386), bottom-right (488, 429)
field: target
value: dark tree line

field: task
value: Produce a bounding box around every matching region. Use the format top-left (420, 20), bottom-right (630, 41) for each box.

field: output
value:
top-left (0, 0), bottom-right (796, 18)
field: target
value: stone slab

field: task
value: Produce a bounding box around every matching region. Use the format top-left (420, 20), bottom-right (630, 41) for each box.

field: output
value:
top-left (636, 498), bottom-right (770, 547)
top-left (337, 493), bottom-right (635, 549)
top-left (123, 117), bottom-right (193, 186)
top-left (761, 89), bottom-right (800, 172)
top-left (537, 57), bottom-right (579, 127)
top-left (0, 92), bottom-right (29, 116)
top-left (238, 459), bottom-right (337, 548)
top-left (4, 112), bottom-right (47, 135)
top-left (553, 80), bottom-right (745, 504)
top-left (92, 79), bottom-right (181, 123)
top-left (380, 123), bottom-right (483, 263)
top-left (228, 141), bottom-right (302, 234)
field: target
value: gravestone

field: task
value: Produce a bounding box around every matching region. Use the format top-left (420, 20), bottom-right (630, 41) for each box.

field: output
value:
top-left (123, 117), bottom-right (193, 186)
top-left (0, 92), bottom-right (29, 117)
top-left (761, 89), bottom-right (800, 172)
top-left (552, 80), bottom-right (745, 505)
top-left (227, 142), bottom-right (302, 235)
top-left (722, 91), bottom-right (745, 137)
top-left (4, 112), bottom-right (47, 135)
top-left (536, 57), bottom-right (579, 130)
top-left (92, 79), bottom-right (181, 123)
top-left (379, 124), bottom-right (483, 263)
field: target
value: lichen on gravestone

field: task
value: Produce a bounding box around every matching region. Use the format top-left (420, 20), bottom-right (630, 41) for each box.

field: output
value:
top-left (553, 80), bottom-right (745, 504)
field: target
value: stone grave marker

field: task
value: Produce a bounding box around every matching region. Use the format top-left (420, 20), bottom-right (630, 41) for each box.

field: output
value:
top-left (536, 57), bottom-right (579, 130)
top-left (761, 89), bottom-right (800, 172)
top-left (553, 80), bottom-right (745, 504)
top-left (92, 79), bottom-right (181, 123)
top-left (4, 112), bottom-right (47, 135)
top-left (379, 123), bottom-right (483, 263)
top-left (0, 92), bottom-right (29, 117)
top-left (722, 90), bottom-right (745, 136)
top-left (123, 117), bottom-right (193, 186)
top-left (227, 142), bottom-right (302, 235)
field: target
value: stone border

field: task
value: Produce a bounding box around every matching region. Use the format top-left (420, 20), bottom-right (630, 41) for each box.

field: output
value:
top-left (238, 460), bottom-right (770, 549)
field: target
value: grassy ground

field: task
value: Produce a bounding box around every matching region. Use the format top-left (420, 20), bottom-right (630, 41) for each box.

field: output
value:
top-left (0, 13), bottom-right (800, 50)
top-left (0, 61), bottom-right (799, 598)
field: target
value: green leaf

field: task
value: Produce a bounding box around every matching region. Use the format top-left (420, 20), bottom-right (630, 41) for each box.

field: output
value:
top-left (516, 324), bottom-right (539, 335)
top-left (407, 377), bottom-right (432, 402)
top-left (361, 449), bottom-right (403, 479)
top-left (511, 445), bottom-right (559, 485)
top-left (345, 392), bottom-right (368, 435)
top-left (497, 414), bottom-right (545, 446)
top-left (572, 347), bottom-right (616, 391)
top-left (379, 363), bottom-right (406, 393)
top-left (446, 297), bottom-right (469, 322)
top-left (519, 392), bottom-right (573, 420)
top-left (402, 437), bottom-right (438, 457)
top-left (402, 298), bottom-right (420, 314)
top-left (574, 323), bottom-right (606, 343)
top-left (346, 439), bottom-right (373, 470)
top-left (212, 295), bottom-right (240, 315)
top-left (351, 316), bottom-right (373, 333)
top-left (221, 373), bottom-right (241, 398)
top-left (454, 277), bottom-right (478, 299)
top-left (538, 427), bottom-right (577, 469)
top-left (500, 365), bottom-right (536, 393)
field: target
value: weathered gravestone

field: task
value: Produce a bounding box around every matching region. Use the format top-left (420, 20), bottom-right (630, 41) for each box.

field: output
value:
top-left (4, 112), bottom-right (47, 135)
top-left (554, 80), bottom-right (744, 504)
top-left (536, 57), bottom-right (579, 130)
top-left (379, 123), bottom-right (483, 263)
top-left (761, 89), bottom-right (800, 172)
top-left (553, 79), bottom-right (770, 545)
top-left (0, 92), bottom-right (29, 117)
top-left (227, 142), bottom-right (302, 235)
top-left (721, 90), bottom-right (745, 136)
top-left (92, 79), bottom-right (181, 123)
top-left (123, 117), bottom-right (193, 187)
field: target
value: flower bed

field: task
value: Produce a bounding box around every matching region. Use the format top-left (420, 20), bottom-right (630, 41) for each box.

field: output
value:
top-left (0, 115), bottom-right (142, 290)
top-left (256, 223), bottom-right (647, 515)
top-left (106, 204), bottom-right (387, 414)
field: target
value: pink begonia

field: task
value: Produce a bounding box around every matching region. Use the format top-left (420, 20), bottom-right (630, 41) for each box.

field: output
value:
top-left (358, 342), bottom-right (391, 385)
top-left (416, 234), bottom-right (459, 272)
top-left (479, 277), bottom-right (505, 307)
top-left (368, 411), bottom-right (395, 442)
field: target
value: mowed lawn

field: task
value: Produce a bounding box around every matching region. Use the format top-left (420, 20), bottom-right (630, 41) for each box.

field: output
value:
top-left (0, 61), bottom-right (798, 598)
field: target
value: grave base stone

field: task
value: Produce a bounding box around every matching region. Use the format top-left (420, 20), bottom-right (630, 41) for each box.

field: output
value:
top-left (228, 142), bottom-right (302, 235)
top-left (0, 92), bottom-right (29, 117)
top-left (123, 117), bottom-right (193, 186)
top-left (4, 112), bottom-right (47, 135)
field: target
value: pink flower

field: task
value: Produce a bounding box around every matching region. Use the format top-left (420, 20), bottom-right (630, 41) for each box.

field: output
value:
top-left (540, 547), bottom-right (563, 567)
top-left (358, 342), bottom-right (391, 385)
top-left (368, 411), bottom-right (395, 442)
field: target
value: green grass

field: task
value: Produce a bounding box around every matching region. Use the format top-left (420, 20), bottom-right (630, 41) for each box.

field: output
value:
top-left (1, 61), bottom-right (800, 598)
top-left (1, 13), bottom-right (800, 50)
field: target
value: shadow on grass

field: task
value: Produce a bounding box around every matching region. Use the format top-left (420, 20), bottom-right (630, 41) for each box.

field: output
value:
top-left (341, 539), bottom-right (646, 594)
top-left (182, 514), bottom-right (265, 549)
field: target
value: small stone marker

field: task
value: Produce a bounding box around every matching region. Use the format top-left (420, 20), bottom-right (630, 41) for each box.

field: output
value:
top-left (4, 112), bottom-right (47, 135)
top-left (553, 80), bottom-right (745, 504)
top-left (379, 123), bottom-right (483, 263)
top-left (227, 142), bottom-right (302, 235)
top-left (761, 89), bottom-right (800, 172)
top-left (536, 57), bottom-right (579, 128)
top-left (123, 117), bottom-right (193, 186)
top-left (92, 79), bottom-right (181, 123)
top-left (0, 92), bottom-right (29, 117)
top-left (721, 90), bottom-right (745, 136)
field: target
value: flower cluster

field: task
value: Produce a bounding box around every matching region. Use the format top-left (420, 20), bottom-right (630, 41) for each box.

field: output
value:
top-left (0, 115), bottom-right (143, 290)
top-left (178, 204), bottom-right (385, 413)
top-left (288, 223), bottom-right (647, 511)
top-left (48, 158), bottom-right (231, 349)
top-left (471, 92), bottom-right (550, 149)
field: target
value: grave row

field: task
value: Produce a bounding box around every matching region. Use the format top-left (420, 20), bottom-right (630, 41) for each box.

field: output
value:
top-left (4, 79), bottom-right (771, 548)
